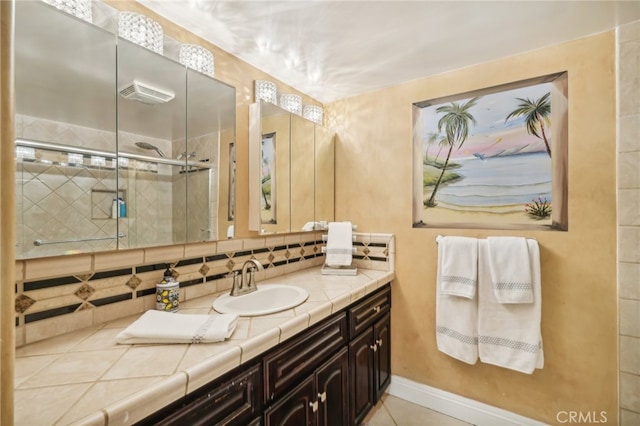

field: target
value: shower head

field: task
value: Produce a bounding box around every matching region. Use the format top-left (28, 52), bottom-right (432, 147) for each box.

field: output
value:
top-left (135, 142), bottom-right (166, 158)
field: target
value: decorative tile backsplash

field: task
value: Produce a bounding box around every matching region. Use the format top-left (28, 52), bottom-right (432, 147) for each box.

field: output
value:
top-left (14, 232), bottom-right (394, 347)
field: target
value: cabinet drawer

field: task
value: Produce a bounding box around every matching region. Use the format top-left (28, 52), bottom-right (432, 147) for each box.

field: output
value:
top-left (140, 363), bottom-right (262, 426)
top-left (264, 313), bottom-right (348, 402)
top-left (348, 284), bottom-right (391, 339)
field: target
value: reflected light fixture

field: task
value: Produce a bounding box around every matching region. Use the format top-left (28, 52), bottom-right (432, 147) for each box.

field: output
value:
top-left (118, 12), bottom-right (164, 54)
top-left (180, 44), bottom-right (215, 77)
top-left (42, 0), bottom-right (92, 22)
top-left (279, 93), bottom-right (303, 116)
top-left (254, 80), bottom-right (278, 105)
top-left (303, 105), bottom-right (324, 125)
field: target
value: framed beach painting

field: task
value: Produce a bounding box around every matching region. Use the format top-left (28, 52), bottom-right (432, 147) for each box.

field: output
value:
top-left (412, 73), bottom-right (568, 231)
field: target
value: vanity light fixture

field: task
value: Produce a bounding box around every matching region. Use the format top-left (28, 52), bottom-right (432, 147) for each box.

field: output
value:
top-left (42, 0), bottom-right (92, 23)
top-left (303, 105), bottom-right (324, 125)
top-left (118, 11), bottom-right (164, 54)
top-left (279, 93), bottom-right (303, 116)
top-left (179, 44), bottom-right (215, 77)
top-left (254, 80), bottom-right (278, 105)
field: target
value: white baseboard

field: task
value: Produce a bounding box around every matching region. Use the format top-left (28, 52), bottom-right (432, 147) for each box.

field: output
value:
top-left (387, 375), bottom-right (548, 426)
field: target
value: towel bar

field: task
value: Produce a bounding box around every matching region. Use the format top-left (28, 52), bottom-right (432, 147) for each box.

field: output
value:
top-left (435, 235), bottom-right (539, 244)
top-left (321, 246), bottom-right (357, 254)
top-left (322, 234), bottom-right (357, 242)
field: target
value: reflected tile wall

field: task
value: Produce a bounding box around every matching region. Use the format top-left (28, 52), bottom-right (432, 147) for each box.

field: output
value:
top-left (618, 20), bottom-right (640, 423)
top-left (15, 115), bottom-right (180, 257)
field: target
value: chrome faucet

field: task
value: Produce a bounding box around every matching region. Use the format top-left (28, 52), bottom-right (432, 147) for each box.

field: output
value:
top-left (230, 259), bottom-right (264, 296)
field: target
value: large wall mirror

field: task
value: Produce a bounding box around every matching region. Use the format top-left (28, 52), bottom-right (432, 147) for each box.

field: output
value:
top-left (14, 1), bottom-right (236, 259)
top-left (249, 100), bottom-right (335, 234)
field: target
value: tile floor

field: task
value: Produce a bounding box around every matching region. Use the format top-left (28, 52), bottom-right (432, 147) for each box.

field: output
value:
top-left (363, 394), bottom-right (472, 426)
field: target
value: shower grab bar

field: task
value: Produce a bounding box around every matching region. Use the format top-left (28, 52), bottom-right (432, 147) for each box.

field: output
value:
top-left (16, 138), bottom-right (213, 169)
top-left (34, 232), bottom-right (126, 246)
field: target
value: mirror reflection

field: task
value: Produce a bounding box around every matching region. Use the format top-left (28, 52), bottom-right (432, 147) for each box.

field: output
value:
top-left (14, 1), bottom-right (236, 259)
top-left (249, 100), bottom-right (335, 235)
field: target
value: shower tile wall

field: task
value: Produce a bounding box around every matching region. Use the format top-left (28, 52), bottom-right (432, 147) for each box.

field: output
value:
top-left (15, 114), bottom-right (178, 257)
top-left (618, 20), bottom-right (640, 425)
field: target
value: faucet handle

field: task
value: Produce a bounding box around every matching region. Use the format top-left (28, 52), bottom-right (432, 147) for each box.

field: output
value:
top-left (228, 270), bottom-right (239, 285)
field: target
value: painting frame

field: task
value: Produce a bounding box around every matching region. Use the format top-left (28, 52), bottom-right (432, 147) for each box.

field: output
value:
top-left (412, 72), bottom-right (568, 231)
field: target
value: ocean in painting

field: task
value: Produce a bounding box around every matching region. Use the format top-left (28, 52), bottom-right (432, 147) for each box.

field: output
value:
top-left (433, 151), bottom-right (551, 209)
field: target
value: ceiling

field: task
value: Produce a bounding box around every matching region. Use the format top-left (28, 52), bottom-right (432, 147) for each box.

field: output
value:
top-left (139, 1), bottom-right (640, 104)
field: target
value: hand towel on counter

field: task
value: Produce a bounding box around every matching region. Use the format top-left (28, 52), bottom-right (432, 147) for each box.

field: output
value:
top-left (436, 235), bottom-right (478, 298)
top-left (478, 239), bottom-right (543, 374)
top-left (116, 310), bottom-right (238, 344)
top-left (325, 221), bottom-right (353, 267)
top-left (435, 238), bottom-right (478, 364)
top-left (487, 236), bottom-right (533, 303)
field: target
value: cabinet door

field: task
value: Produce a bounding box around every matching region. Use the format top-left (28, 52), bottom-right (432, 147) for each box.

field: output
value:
top-left (349, 329), bottom-right (374, 425)
top-left (264, 313), bottom-right (348, 402)
top-left (316, 347), bottom-right (349, 426)
top-left (265, 376), bottom-right (315, 426)
top-left (141, 363), bottom-right (262, 426)
top-left (373, 312), bottom-right (391, 402)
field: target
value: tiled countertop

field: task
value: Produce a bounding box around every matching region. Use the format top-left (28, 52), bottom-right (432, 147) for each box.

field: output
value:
top-left (15, 266), bottom-right (394, 426)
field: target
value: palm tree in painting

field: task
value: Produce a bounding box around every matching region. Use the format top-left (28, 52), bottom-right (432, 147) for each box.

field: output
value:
top-left (425, 131), bottom-right (448, 164)
top-left (426, 97), bottom-right (479, 207)
top-left (505, 92), bottom-right (551, 157)
top-left (424, 132), bottom-right (438, 163)
top-left (433, 134), bottom-right (449, 163)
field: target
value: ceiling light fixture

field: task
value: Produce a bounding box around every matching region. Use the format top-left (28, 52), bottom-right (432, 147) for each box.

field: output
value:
top-left (118, 11), bottom-right (164, 54)
top-left (254, 80), bottom-right (278, 105)
top-left (42, 0), bottom-right (92, 23)
top-left (280, 93), bottom-right (302, 116)
top-left (180, 43), bottom-right (215, 77)
top-left (303, 105), bottom-right (324, 125)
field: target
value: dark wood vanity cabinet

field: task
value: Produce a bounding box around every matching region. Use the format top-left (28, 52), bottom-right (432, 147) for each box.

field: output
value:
top-left (137, 362), bottom-right (263, 426)
top-left (265, 347), bottom-right (349, 426)
top-left (348, 286), bottom-right (392, 425)
top-left (263, 313), bottom-right (349, 426)
top-left (139, 283), bottom-right (391, 426)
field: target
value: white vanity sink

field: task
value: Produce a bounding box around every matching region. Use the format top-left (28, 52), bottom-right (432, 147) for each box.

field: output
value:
top-left (212, 284), bottom-right (309, 316)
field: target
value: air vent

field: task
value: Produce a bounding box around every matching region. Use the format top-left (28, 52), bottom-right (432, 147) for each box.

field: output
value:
top-left (118, 80), bottom-right (175, 104)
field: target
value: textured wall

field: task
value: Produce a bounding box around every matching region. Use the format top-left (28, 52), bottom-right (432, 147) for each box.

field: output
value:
top-left (329, 32), bottom-right (618, 424)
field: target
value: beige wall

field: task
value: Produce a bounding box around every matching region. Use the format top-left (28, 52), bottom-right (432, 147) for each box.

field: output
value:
top-left (329, 32), bottom-right (618, 424)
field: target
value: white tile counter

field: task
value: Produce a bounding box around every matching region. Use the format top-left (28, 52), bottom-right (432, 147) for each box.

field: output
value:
top-left (14, 266), bottom-right (394, 426)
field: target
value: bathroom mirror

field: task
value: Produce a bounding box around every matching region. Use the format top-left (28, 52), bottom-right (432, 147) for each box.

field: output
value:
top-left (290, 114), bottom-right (315, 231)
top-left (14, 1), bottom-right (236, 258)
top-left (314, 125), bottom-right (335, 225)
top-left (250, 101), bottom-right (291, 234)
top-left (249, 100), bottom-right (335, 234)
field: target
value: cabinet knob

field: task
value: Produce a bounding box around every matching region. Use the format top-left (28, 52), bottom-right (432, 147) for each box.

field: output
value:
top-left (318, 392), bottom-right (326, 403)
top-left (370, 343), bottom-right (378, 352)
top-left (376, 339), bottom-right (383, 347)
top-left (310, 400), bottom-right (319, 412)
top-left (372, 306), bottom-right (381, 313)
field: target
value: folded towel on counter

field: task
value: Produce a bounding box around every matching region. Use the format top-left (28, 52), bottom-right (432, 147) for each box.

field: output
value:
top-left (478, 239), bottom-right (543, 374)
top-left (435, 238), bottom-right (478, 364)
top-left (436, 235), bottom-right (478, 299)
top-left (487, 236), bottom-right (533, 303)
top-left (116, 310), bottom-right (238, 344)
top-left (325, 221), bottom-right (353, 267)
